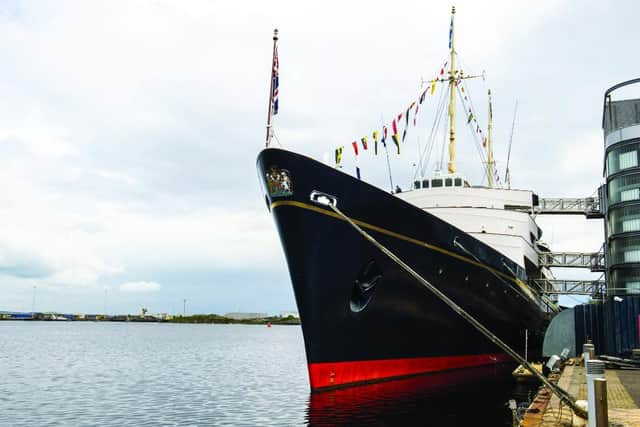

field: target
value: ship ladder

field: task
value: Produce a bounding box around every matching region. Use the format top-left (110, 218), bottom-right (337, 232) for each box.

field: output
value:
top-left (311, 192), bottom-right (587, 420)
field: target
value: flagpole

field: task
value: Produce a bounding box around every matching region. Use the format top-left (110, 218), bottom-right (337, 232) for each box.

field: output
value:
top-left (265, 29), bottom-right (279, 147)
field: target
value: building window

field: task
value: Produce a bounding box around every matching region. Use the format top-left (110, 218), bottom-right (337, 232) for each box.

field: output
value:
top-left (609, 174), bottom-right (640, 205)
top-left (620, 150), bottom-right (638, 170)
top-left (608, 143), bottom-right (640, 174)
top-left (628, 282), bottom-right (640, 294)
top-left (609, 205), bottom-right (640, 234)
top-left (611, 236), bottom-right (640, 265)
top-left (621, 188), bottom-right (640, 202)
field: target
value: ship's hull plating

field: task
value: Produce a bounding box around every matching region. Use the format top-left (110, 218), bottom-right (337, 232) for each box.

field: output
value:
top-left (257, 148), bottom-right (548, 390)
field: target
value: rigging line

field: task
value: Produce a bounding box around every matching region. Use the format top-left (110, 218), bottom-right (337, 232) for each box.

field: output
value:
top-left (505, 101), bottom-right (518, 188)
top-left (325, 200), bottom-right (587, 421)
top-left (271, 130), bottom-right (284, 148)
top-left (416, 83), bottom-right (448, 178)
top-left (456, 85), bottom-right (490, 183)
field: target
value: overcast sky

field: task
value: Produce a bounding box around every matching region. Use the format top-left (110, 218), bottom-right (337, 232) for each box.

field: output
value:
top-left (0, 0), bottom-right (635, 314)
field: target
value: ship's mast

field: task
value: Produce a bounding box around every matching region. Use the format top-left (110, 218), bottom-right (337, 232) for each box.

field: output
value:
top-left (447, 6), bottom-right (457, 174)
top-left (487, 89), bottom-right (495, 188)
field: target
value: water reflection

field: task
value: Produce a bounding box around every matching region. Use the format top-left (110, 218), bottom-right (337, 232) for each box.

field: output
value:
top-left (306, 364), bottom-right (536, 426)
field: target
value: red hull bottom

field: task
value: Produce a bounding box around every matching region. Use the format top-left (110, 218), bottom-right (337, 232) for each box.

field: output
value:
top-left (308, 353), bottom-right (513, 390)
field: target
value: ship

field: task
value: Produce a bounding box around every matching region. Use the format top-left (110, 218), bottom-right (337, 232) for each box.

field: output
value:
top-left (257, 7), bottom-right (557, 391)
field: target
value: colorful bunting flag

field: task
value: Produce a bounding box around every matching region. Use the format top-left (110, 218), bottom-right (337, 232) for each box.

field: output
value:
top-left (467, 113), bottom-right (474, 124)
top-left (373, 130), bottom-right (379, 155)
top-left (413, 102), bottom-right (419, 126)
top-left (448, 16), bottom-right (453, 48)
top-left (382, 126), bottom-right (388, 147)
top-left (431, 79), bottom-right (436, 95)
top-left (361, 136), bottom-right (368, 150)
top-left (419, 89), bottom-right (427, 104)
top-left (356, 166), bottom-right (361, 180)
top-left (482, 137), bottom-right (487, 148)
top-left (335, 146), bottom-right (343, 165)
top-left (392, 118), bottom-right (400, 154)
top-left (352, 141), bottom-right (358, 156)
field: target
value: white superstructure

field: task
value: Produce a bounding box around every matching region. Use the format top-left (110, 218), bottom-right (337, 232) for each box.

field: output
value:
top-left (396, 174), bottom-right (544, 272)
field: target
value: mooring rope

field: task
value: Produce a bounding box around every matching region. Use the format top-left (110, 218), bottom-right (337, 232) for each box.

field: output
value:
top-left (326, 201), bottom-right (588, 420)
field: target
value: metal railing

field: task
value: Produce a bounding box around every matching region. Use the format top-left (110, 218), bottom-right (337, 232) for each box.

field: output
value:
top-left (529, 279), bottom-right (606, 297)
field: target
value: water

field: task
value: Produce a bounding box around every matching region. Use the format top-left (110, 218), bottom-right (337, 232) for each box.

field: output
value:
top-left (1, 322), bottom-right (534, 426)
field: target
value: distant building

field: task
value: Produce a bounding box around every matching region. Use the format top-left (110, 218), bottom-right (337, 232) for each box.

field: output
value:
top-left (224, 312), bottom-right (268, 320)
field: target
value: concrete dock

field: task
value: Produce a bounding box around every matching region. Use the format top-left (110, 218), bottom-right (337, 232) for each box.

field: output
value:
top-left (521, 359), bottom-right (640, 426)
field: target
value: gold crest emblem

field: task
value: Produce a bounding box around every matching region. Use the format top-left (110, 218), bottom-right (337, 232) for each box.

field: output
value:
top-left (265, 166), bottom-right (293, 198)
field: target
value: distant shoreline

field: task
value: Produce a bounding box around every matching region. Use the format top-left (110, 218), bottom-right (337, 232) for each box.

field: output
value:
top-left (0, 313), bottom-right (300, 325)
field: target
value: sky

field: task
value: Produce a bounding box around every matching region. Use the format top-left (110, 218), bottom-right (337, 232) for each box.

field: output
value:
top-left (0, 0), bottom-right (636, 315)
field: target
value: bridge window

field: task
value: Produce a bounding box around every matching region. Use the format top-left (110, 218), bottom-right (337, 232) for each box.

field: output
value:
top-left (422, 180), bottom-right (430, 188)
top-left (454, 178), bottom-right (462, 187)
top-left (432, 179), bottom-right (443, 188)
top-left (445, 178), bottom-right (453, 187)
top-left (414, 180), bottom-right (420, 189)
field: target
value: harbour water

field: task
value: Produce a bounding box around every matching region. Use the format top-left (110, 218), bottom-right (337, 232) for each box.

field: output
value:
top-left (1, 322), bottom-right (533, 426)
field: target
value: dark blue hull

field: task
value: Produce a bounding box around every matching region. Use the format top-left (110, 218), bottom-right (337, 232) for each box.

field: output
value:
top-left (257, 148), bottom-right (549, 389)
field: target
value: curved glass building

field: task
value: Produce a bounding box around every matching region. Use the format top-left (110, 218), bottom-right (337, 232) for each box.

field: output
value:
top-left (603, 79), bottom-right (640, 295)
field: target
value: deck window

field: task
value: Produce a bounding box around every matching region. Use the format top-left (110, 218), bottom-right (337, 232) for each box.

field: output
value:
top-left (445, 178), bottom-right (453, 187)
top-left (414, 180), bottom-right (420, 189)
top-left (422, 180), bottom-right (430, 188)
top-left (432, 179), bottom-right (443, 188)
top-left (454, 178), bottom-right (462, 187)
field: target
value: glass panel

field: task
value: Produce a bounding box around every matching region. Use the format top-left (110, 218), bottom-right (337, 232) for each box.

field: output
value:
top-left (628, 282), bottom-right (640, 294)
top-left (608, 142), bottom-right (640, 175)
top-left (454, 178), bottom-right (462, 186)
top-left (609, 174), bottom-right (640, 204)
top-left (422, 180), bottom-right (430, 188)
top-left (611, 269), bottom-right (640, 295)
top-left (445, 178), bottom-right (453, 187)
top-left (432, 179), bottom-right (443, 188)
top-left (621, 188), bottom-right (640, 202)
top-left (609, 205), bottom-right (640, 234)
top-left (625, 250), bottom-right (640, 262)
top-left (611, 236), bottom-right (640, 265)
top-left (622, 218), bottom-right (640, 232)
top-left (620, 151), bottom-right (638, 170)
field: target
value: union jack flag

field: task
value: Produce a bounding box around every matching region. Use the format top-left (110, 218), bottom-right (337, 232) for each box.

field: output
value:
top-left (272, 46), bottom-right (279, 115)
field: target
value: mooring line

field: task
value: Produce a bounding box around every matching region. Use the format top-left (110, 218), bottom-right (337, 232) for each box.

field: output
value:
top-left (324, 200), bottom-right (587, 420)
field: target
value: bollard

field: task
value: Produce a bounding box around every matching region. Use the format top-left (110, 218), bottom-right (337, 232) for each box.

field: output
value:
top-left (583, 343), bottom-right (595, 364)
top-left (586, 359), bottom-right (606, 427)
top-left (593, 378), bottom-right (608, 427)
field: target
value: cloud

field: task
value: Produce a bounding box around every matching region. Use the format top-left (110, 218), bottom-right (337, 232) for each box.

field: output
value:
top-left (119, 281), bottom-right (161, 293)
top-left (0, 242), bottom-right (52, 278)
